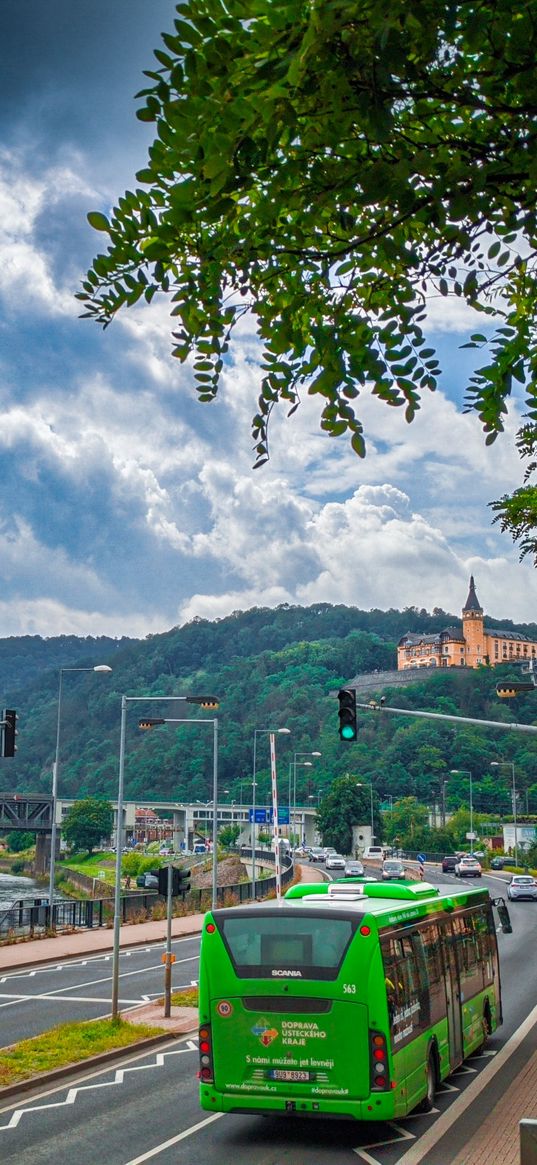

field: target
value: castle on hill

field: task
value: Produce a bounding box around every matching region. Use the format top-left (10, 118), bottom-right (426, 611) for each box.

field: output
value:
top-left (397, 576), bottom-right (537, 671)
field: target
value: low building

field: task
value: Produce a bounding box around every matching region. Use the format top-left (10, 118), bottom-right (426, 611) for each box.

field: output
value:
top-left (397, 577), bottom-right (537, 671)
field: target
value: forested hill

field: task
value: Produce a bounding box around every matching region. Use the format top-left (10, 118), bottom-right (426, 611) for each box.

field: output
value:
top-left (1, 602), bottom-right (536, 814)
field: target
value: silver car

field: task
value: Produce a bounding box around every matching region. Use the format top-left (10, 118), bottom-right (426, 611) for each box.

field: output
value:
top-left (507, 875), bottom-right (537, 901)
top-left (344, 860), bottom-right (365, 878)
top-left (382, 860), bottom-right (406, 881)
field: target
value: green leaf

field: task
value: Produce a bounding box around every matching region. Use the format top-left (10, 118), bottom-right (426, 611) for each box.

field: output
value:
top-left (87, 212), bottom-right (110, 232)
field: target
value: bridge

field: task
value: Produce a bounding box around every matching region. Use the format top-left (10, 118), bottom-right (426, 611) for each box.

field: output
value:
top-left (0, 793), bottom-right (320, 873)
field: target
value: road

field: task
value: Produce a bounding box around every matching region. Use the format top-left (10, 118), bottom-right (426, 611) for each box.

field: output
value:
top-left (0, 936), bottom-right (201, 1048)
top-left (0, 866), bottom-right (535, 1165)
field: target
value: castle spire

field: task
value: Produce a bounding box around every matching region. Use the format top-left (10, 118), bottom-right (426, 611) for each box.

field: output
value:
top-left (463, 575), bottom-right (482, 614)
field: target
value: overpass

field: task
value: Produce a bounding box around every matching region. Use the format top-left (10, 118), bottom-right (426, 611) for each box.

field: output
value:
top-left (0, 793), bottom-right (321, 873)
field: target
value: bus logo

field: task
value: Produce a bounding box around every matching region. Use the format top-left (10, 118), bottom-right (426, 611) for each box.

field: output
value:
top-left (271, 969), bottom-right (302, 977)
top-left (217, 1000), bottom-right (233, 1017)
top-left (252, 1022), bottom-right (279, 1047)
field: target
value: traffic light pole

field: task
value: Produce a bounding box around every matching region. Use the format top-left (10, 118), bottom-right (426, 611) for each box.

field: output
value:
top-left (355, 700), bottom-right (537, 736)
top-left (164, 862), bottom-right (173, 1018)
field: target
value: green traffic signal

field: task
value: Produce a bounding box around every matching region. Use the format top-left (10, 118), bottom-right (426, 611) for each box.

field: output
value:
top-left (337, 688), bottom-right (357, 742)
top-left (341, 724), bottom-right (356, 740)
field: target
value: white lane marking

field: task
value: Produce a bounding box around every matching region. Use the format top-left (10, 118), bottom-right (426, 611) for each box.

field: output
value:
top-left (0, 955), bottom-right (199, 1009)
top-left (122, 1113), bottom-right (224, 1163)
top-left (0, 1042), bottom-right (198, 1131)
top-left (396, 1001), bottom-right (537, 1165)
top-left (0, 938), bottom-right (196, 984)
top-left (353, 1123), bottom-right (415, 1162)
top-left (0, 994), bottom-right (143, 1004)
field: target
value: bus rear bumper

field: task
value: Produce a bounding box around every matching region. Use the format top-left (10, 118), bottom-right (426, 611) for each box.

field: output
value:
top-left (200, 1086), bottom-right (398, 1121)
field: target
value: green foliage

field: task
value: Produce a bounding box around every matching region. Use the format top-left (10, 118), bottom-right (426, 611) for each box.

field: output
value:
top-left (2, 604), bottom-right (537, 824)
top-left (62, 799), bottom-right (113, 856)
top-left (6, 831), bottom-right (35, 853)
top-left (218, 824), bottom-right (240, 848)
top-left (317, 775), bottom-right (382, 855)
top-left (80, 0), bottom-right (537, 552)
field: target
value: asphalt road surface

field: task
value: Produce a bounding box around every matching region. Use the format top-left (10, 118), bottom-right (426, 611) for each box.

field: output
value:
top-left (1, 866), bottom-right (536, 1165)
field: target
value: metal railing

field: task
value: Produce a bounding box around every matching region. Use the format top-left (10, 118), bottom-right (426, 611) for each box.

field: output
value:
top-left (0, 851), bottom-right (295, 937)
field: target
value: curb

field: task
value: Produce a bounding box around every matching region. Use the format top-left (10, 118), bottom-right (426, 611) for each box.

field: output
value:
top-left (0, 1027), bottom-right (198, 1104)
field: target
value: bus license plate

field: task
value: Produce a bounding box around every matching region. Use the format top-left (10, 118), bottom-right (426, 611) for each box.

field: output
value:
top-left (268, 1069), bottom-right (310, 1082)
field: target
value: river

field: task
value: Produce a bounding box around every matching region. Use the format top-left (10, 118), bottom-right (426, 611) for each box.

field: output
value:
top-left (0, 872), bottom-right (47, 911)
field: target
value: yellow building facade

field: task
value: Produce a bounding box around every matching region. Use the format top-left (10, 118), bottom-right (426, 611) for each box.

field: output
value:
top-left (397, 577), bottom-right (537, 671)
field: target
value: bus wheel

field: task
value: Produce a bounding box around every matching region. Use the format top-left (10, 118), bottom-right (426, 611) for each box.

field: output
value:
top-left (480, 1002), bottom-right (492, 1046)
top-left (417, 1051), bottom-right (437, 1113)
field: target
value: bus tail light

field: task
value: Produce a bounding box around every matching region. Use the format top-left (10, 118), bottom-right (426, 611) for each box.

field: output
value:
top-left (370, 1031), bottom-right (390, 1091)
top-left (198, 1024), bottom-right (214, 1083)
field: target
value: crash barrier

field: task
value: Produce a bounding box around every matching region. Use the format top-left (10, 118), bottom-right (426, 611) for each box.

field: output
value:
top-left (0, 849), bottom-right (294, 937)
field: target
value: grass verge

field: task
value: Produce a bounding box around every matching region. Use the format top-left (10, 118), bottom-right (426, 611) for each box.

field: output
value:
top-left (0, 1018), bottom-right (163, 1088)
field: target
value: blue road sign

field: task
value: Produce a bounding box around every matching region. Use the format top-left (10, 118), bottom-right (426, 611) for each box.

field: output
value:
top-left (249, 808), bottom-right (270, 823)
top-left (417, 852), bottom-right (426, 864)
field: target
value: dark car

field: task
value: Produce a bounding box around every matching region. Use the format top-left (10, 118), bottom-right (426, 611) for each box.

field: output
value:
top-left (490, 856), bottom-right (508, 870)
top-left (441, 855), bottom-right (459, 873)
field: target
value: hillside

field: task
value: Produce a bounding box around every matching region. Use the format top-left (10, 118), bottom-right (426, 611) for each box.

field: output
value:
top-left (1, 603), bottom-right (536, 816)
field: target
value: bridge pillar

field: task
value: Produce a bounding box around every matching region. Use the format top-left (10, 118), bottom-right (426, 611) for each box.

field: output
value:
top-left (172, 808), bottom-right (186, 851)
top-left (35, 834), bottom-right (49, 876)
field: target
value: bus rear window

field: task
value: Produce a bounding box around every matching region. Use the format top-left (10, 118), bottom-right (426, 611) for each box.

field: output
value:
top-left (219, 914), bottom-right (354, 979)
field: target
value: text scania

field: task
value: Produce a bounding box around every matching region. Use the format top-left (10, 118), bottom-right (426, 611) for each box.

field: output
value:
top-left (271, 969), bottom-right (302, 977)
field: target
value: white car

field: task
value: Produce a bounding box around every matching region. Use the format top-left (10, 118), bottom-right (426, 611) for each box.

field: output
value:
top-left (507, 875), bottom-right (537, 901)
top-left (455, 856), bottom-right (482, 878)
top-left (325, 853), bottom-right (346, 871)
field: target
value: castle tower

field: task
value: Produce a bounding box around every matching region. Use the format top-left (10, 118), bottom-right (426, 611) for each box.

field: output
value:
top-left (462, 576), bottom-right (485, 666)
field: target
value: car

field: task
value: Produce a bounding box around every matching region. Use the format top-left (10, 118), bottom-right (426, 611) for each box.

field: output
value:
top-left (325, 853), bottom-right (346, 871)
top-left (323, 847), bottom-right (337, 858)
top-left (381, 859), bottom-right (406, 881)
top-left (193, 843), bottom-right (208, 854)
top-left (507, 875), bottom-right (537, 901)
top-left (455, 856), bottom-right (482, 878)
top-left (136, 871), bottom-right (159, 889)
top-left (441, 855), bottom-right (459, 873)
top-left (490, 856), bottom-right (509, 870)
top-left (308, 847), bottom-right (326, 862)
top-left (344, 860), bottom-right (365, 878)
top-left (363, 845), bottom-right (384, 860)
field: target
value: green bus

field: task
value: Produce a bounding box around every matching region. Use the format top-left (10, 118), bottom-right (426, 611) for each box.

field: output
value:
top-left (198, 879), bottom-right (510, 1121)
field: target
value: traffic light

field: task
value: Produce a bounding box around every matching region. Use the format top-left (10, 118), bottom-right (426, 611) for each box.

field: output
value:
top-left (186, 695), bottom-right (220, 709)
top-left (497, 681), bottom-right (536, 698)
top-left (157, 866), bottom-right (191, 896)
top-left (139, 718), bottom-right (166, 729)
top-left (337, 688), bottom-right (357, 741)
top-left (172, 867), bottom-right (191, 896)
top-left (1, 709), bottom-right (17, 758)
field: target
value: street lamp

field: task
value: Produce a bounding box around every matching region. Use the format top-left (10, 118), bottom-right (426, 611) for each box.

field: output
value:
top-left (491, 760), bottom-right (518, 868)
top-left (292, 751), bottom-right (322, 846)
top-left (49, 664), bottom-right (113, 912)
top-left (450, 769), bottom-right (474, 848)
top-left (112, 692), bottom-right (219, 1020)
top-left (252, 727), bottom-right (290, 896)
top-left (356, 782), bottom-right (375, 845)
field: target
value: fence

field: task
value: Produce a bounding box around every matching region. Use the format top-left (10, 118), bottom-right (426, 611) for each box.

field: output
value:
top-left (0, 848), bottom-right (294, 938)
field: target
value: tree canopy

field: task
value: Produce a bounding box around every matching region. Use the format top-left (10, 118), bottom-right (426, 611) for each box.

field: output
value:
top-left (62, 799), bottom-right (113, 855)
top-left (80, 0), bottom-right (537, 553)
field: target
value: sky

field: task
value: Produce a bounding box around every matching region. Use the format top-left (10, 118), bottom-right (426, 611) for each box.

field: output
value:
top-left (0, 1), bottom-right (535, 642)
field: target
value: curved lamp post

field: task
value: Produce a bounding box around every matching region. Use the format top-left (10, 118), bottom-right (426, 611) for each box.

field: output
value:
top-left (49, 664), bottom-right (113, 911)
top-left (491, 760), bottom-right (518, 867)
top-left (450, 769), bottom-right (474, 848)
top-left (112, 693), bottom-right (219, 1019)
top-left (252, 727), bottom-right (290, 895)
